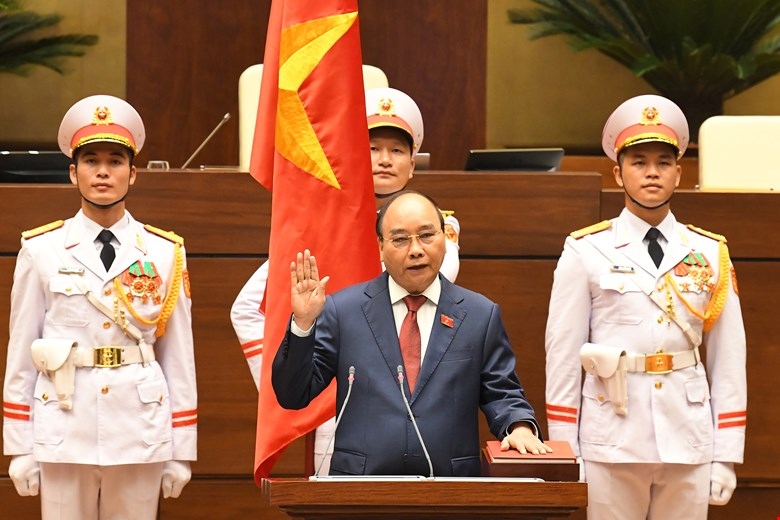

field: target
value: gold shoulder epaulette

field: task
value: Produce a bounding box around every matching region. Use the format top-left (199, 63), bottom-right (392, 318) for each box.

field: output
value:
top-left (570, 220), bottom-right (612, 239)
top-left (687, 224), bottom-right (727, 243)
top-left (144, 224), bottom-right (184, 245)
top-left (440, 209), bottom-right (455, 218)
top-left (21, 220), bottom-right (64, 240)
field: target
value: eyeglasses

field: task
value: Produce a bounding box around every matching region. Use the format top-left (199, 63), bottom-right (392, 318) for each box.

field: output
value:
top-left (384, 230), bottom-right (442, 249)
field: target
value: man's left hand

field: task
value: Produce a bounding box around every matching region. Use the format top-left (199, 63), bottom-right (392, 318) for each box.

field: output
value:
top-left (501, 424), bottom-right (553, 455)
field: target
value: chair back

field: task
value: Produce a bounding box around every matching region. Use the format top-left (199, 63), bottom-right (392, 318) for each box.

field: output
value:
top-left (698, 115), bottom-right (780, 191)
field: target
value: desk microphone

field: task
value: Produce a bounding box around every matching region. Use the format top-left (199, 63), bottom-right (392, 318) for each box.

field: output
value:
top-left (396, 365), bottom-right (434, 478)
top-left (180, 112), bottom-right (231, 169)
top-left (314, 365), bottom-right (355, 478)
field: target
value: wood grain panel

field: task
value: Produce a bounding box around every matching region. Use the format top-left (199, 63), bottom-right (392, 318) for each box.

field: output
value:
top-left (601, 189), bottom-right (780, 259)
top-left (126, 1), bottom-right (486, 172)
top-left (126, 1), bottom-right (270, 169)
top-left (410, 172), bottom-right (602, 257)
top-left (360, 1), bottom-right (488, 171)
top-left (560, 156), bottom-right (700, 189)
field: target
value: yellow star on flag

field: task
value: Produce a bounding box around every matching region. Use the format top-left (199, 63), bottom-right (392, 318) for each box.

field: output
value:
top-left (275, 11), bottom-right (358, 190)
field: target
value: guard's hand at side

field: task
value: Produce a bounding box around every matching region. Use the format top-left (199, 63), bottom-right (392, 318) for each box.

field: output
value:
top-left (290, 249), bottom-right (330, 330)
top-left (709, 461), bottom-right (736, 506)
top-left (161, 460), bottom-right (191, 499)
top-left (9, 454), bottom-right (40, 496)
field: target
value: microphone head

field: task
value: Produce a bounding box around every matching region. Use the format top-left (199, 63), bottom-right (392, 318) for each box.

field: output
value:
top-left (348, 366), bottom-right (355, 375)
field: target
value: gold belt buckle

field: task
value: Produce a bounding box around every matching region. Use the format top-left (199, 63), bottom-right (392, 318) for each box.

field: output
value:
top-left (645, 350), bottom-right (673, 374)
top-left (94, 347), bottom-right (123, 368)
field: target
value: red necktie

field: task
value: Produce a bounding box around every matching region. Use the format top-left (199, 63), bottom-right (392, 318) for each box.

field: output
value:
top-left (400, 295), bottom-right (426, 393)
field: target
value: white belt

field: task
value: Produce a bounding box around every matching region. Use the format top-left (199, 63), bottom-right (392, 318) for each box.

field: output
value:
top-left (625, 347), bottom-right (700, 375)
top-left (74, 344), bottom-right (155, 368)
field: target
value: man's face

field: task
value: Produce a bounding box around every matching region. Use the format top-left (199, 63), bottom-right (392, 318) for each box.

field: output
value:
top-left (70, 142), bottom-right (136, 206)
top-left (613, 141), bottom-right (680, 209)
top-left (379, 193), bottom-right (445, 294)
top-left (370, 127), bottom-right (415, 196)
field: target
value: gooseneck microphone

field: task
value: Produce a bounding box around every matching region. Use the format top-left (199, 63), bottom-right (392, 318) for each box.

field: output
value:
top-left (396, 365), bottom-right (434, 478)
top-left (314, 366), bottom-right (356, 477)
top-left (180, 113), bottom-right (231, 169)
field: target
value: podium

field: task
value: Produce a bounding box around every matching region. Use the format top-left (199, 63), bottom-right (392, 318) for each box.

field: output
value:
top-left (262, 478), bottom-right (587, 519)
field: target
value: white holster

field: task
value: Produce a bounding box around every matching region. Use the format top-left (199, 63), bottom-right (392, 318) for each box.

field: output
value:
top-left (30, 339), bottom-right (78, 411)
top-left (580, 342), bottom-right (628, 416)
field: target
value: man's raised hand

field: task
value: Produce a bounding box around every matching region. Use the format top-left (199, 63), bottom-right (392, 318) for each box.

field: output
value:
top-left (290, 249), bottom-right (330, 330)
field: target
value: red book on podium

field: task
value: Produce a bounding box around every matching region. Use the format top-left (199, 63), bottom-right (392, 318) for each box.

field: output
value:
top-left (481, 440), bottom-right (579, 481)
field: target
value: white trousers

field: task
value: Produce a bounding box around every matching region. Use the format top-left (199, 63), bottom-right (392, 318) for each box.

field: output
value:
top-left (585, 461), bottom-right (710, 520)
top-left (313, 416), bottom-right (337, 475)
top-left (40, 462), bottom-right (163, 520)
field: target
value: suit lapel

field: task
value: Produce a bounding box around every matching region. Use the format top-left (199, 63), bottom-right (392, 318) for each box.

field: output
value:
top-left (65, 219), bottom-right (107, 279)
top-left (658, 225), bottom-right (692, 275)
top-left (412, 277), bottom-right (466, 401)
top-left (108, 221), bottom-right (147, 280)
top-left (362, 273), bottom-right (406, 381)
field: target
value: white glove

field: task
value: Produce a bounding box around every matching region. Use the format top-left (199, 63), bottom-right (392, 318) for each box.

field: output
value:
top-left (161, 460), bottom-right (191, 499)
top-left (577, 457), bottom-right (586, 482)
top-left (9, 454), bottom-right (40, 497)
top-left (709, 461), bottom-right (736, 506)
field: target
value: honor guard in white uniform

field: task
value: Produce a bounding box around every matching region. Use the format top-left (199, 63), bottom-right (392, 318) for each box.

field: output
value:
top-left (3, 95), bottom-right (197, 519)
top-left (544, 95), bottom-right (746, 519)
top-left (231, 87), bottom-right (460, 474)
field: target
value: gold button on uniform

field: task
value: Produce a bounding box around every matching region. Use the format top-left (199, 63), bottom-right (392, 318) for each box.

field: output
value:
top-left (42, 393), bottom-right (49, 401)
top-left (65, 287), bottom-right (72, 294)
top-left (103, 322), bottom-right (111, 329)
top-left (104, 288), bottom-right (112, 296)
top-left (657, 315), bottom-right (664, 324)
top-left (657, 284), bottom-right (664, 292)
top-left (101, 386), bottom-right (109, 395)
top-left (655, 381), bottom-right (663, 389)
top-left (597, 394), bottom-right (605, 402)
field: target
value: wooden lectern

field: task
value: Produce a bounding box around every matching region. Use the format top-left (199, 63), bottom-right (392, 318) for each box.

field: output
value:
top-left (262, 478), bottom-right (587, 520)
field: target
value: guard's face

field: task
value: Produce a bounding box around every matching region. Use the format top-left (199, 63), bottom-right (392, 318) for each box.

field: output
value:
top-left (371, 127), bottom-right (415, 196)
top-left (614, 141), bottom-right (680, 209)
top-left (379, 193), bottom-right (445, 294)
top-left (70, 142), bottom-right (136, 206)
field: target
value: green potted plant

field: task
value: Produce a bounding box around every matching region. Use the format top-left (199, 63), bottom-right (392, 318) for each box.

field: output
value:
top-left (0, 0), bottom-right (98, 76)
top-left (508, 0), bottom-right (780, 141)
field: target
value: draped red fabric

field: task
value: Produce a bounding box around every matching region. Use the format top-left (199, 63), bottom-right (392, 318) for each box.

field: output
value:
top-left (249, 0), bottom-right (381, 482)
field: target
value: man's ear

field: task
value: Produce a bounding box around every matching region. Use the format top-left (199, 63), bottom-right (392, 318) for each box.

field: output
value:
top-left (612, 164), bottom-right (624, 187)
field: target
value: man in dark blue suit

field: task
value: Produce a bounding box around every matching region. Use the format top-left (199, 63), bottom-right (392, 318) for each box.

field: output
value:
top-left (272, 190), bottom-right (549, 476)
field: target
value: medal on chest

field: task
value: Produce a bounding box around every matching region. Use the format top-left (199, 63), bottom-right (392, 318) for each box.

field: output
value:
top-left (120, 261), bottom-right (163, 304)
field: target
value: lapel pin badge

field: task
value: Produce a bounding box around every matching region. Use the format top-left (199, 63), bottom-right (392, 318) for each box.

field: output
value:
top-left (440, 314), bottom-right (454, 328)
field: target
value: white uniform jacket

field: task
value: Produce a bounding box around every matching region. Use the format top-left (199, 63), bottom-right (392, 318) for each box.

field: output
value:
top-left (3, 210), bottom-right (197, 465)
top-left (545, 209), bottom-right (746, 465)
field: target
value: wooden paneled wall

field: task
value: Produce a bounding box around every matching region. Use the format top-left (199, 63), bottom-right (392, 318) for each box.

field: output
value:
top-left (0, 172), bottom-right (777, 519)
top-left (125, 1), bottom-right (487, 173)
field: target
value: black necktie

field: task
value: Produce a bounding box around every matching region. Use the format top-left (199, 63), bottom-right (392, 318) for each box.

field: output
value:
top-left (645, 227), bottom-right (663, 268)
top-left (97, 229), bottom-right (115, 271)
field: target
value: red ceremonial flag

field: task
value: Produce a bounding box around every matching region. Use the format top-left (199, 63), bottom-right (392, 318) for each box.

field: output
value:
top-left (250, 0), bottom-right (381, 482)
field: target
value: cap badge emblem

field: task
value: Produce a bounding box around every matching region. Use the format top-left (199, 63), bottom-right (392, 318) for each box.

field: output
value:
top-left (92, 105), bottom-right (113, 126)
top-left (377, 97), bottom-right (396, 116)
top-left (640, 106), bottom-right (660, 126)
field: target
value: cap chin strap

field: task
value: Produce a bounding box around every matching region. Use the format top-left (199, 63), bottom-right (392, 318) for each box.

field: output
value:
top-left (374, 185), bottom-right (409, 199)
top-left (626, 189), bottom-right (673, 210)
top-left (619, 173), bottom-right (673, 210)
top-left (78, 183), bottom-right (129, 210)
